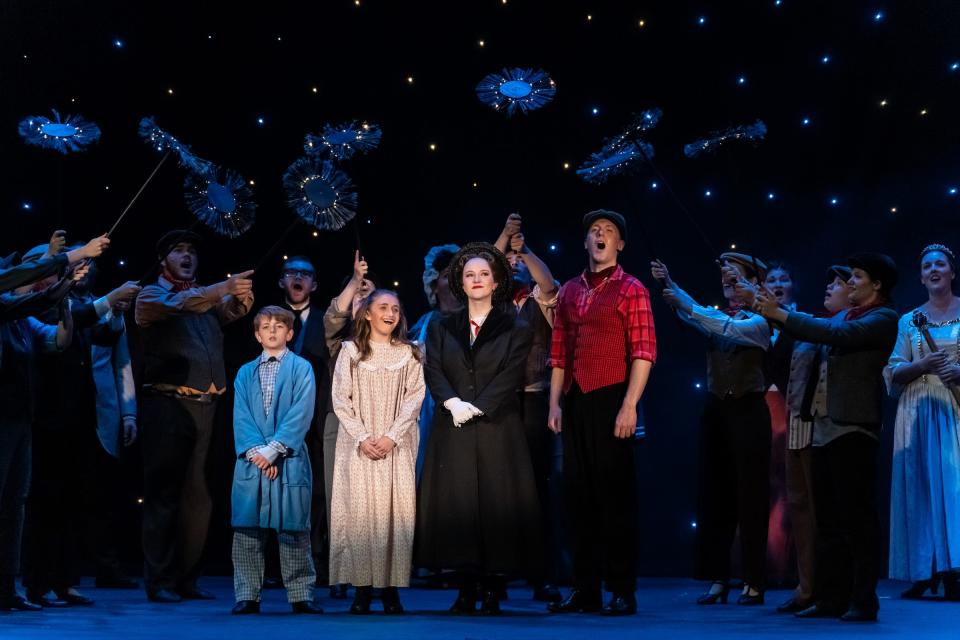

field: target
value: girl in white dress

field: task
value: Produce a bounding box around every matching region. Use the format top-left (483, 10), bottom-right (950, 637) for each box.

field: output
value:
top-left (330, 290), bottom-right (425, 614)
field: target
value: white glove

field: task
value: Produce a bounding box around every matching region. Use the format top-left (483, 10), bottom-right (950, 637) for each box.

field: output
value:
top-left (444, 397), bottom-right (483, 427)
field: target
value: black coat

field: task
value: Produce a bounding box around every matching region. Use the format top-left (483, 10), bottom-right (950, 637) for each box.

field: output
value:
top-left (288, 304), bottom-right (332, 419)
top-left (415, 306), bottom-right (542, 575)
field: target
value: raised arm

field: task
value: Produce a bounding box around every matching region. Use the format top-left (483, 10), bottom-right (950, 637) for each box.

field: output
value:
top-left (135, 270), bottom-right (252, 327)
top-left (783, 307), bottom-right (898, 350)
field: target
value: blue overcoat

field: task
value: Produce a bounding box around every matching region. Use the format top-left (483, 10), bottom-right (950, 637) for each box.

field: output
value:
top-left (231, 352), bottom-right (316, 532)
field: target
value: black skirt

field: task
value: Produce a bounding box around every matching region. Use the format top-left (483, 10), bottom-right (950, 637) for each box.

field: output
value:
top-left (414, 405), bottom-right (543, 576)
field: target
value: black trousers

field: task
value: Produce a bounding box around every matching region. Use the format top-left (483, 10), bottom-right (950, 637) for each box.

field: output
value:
top-left (695, 392), bottom-right (771, 588)
top-left (22, 422), bottom-right (86, 595)
top-left (85, 432), bottom-right (132, 579)
top-left (0, 419), bottom-right (30, 599)
top-left (811, 432), bottom-right (880, 612)
top-left (140, 393), bottom-right (216, 594)
top-left (561, 382), bottom-right (637, 594)
top-left (520, 390), bottom-right (564, 585)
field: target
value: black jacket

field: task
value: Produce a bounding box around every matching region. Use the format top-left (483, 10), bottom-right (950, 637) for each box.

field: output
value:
top-left (288, 303), bottom-right (332, 418)
top-left (783, 305), bottom-right (898, 429)
top-left (425, 306), bottom-right (532, 421)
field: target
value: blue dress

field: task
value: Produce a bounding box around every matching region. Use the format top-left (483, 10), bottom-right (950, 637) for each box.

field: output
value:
top-left (885, 312), bottom-right (960, 580)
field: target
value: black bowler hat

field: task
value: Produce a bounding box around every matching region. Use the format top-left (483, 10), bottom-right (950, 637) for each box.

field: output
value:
top-left (156, 229), bottom-right (202, 259)
top-left (582, 209), bottom-right (627, 242)
top-left (847, 252), bottom-right (898, 295)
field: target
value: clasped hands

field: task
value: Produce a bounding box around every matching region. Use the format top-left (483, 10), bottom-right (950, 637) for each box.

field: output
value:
top-left (358, 436), bottom-right (397, 460)
top-left (249, 448), bottom-right (280, 480)
top-left (444, 397), bottom-right (483, 427)
top-left (919, 351), bottom-right (960, 384)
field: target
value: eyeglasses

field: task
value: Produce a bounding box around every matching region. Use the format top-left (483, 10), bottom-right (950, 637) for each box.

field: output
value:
top-left (283, 269), bottom-right (315, 279)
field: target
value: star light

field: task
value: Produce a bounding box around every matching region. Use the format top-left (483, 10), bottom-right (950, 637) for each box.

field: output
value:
top-left (650, 181), bottom-right (659, 190)
top-left (478, 39), bottom-right (485, 47)
top-left (407, 76), bottom-right (414, 84)
top-left (167, 88), bottom-right (174, 95)
top-left (697, 16), bottom-right (706, 25)
top-left (638, 19), bottom-right (646, 28)
top-left (821, 54), bottom-right (831, 64)
top-left (829, 197), bottom-right (839, 206)
top-left (563, 162), bottom-right (570, 170)
top-left (873, 10), bottom-right (885, 22)
top-left (890, 207), bottom-right (898, 213)
top-left (118, 259), bottom-right (126, 266)
top-left (591, 107), bottom-right (600, 116)
top-left (21, 202), bottom-right (32, 210)
top-left (879, 98), bottom-right (888, 107)
top-left (801, 117), bottom-right (811, 126)
top-left (704, 189), bottom-right (713, 197)
top-left (113, 39), bottom-right (123, 48)
top-left (737, 75), bottom-right (747, 85)
top-left (428, 143), bottom-right (437, 151)
top-left (256, 117), bottom-right (265, 126)
top-left (393, 281), bottom-right (400, 287)
top-left (549, 244), bottom-right (558, 252)
top-left (586, 14), bottom-right (592, 21)
top-left (949, 187), bottom-right (958, 196)
top-left (920, 108), bottom-right (928, 116)
top-left (767, 192), bottom-right (776, 200)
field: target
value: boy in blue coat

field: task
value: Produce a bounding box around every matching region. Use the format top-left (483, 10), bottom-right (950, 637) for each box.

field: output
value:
top-left (230, 306), bottom-right (322, 615)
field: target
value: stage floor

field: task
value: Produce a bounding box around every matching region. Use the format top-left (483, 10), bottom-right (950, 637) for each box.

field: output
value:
top-left (1, 577), bottom-right (957, 639)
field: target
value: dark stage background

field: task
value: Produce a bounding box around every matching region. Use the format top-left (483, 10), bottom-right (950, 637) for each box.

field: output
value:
top-left (2, 0), bottom-right (960, 578)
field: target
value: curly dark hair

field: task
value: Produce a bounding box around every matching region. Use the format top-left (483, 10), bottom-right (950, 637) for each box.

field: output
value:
top-left (448, 242), bottom-right (513, 308)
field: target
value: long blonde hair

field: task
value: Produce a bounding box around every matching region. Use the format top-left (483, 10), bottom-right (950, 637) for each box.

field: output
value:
top-left (349, 289), bottom-right (421, 362)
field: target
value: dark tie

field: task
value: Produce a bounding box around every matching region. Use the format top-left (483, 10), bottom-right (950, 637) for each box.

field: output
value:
top-left (288, 305), bottom-right (309, 353)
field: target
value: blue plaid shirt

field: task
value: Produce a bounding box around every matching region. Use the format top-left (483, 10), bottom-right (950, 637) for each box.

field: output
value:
top-left (259, 349), bottom-right (289, 417)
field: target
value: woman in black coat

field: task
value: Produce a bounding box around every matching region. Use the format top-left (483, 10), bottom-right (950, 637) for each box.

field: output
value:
top-left (415, 242), bottom-right (541, 615)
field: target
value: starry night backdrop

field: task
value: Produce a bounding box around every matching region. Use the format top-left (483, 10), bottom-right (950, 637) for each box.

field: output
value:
top-left (2, 0), bottom-right (960, 578)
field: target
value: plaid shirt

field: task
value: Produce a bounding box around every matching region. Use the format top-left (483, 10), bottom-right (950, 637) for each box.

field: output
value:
top-left (259, 349), bottom-right (289, 417)
top-left (549, 265), bottom-right (657, 394)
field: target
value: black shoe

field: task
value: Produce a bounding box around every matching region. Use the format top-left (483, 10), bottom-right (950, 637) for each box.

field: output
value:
top-left (147, 589), bottom-right (182, 603)
top-left (177, 587), bottom-right (216, 600)
top-left (840, 605), bottom-right (878, 622)
top-left (480, 589), bottom-right (502, 615)
top-left (737, 589), bottom-right (764, 606)
top-left (292, 600), bottom-right (324, 614)
top-left (795, 602), bottom-right (845, 618)
top-left (696, 582), bottom-right (730, 605)
top-left (533, 584), bottom-right (562, 603)
top-left (902, 577), bottom-right (940, 599)
top-left (232, 600), bottom-right (260, 615)
top-left (944, 574), bottom-right (960, 601)
top-left (602, 593), bottom-right (637, 616)
top-left (350, 586), bottom-right (372, 615)
top-left (382, 587), bottom-right (404, 614)
top-left (27, 591), bottom-right (70, 608)
top-left (57, 590), bottom-right (95, 606)
top-left (329, 583), bottom-right (349, 599)
top-left (547, 589), bottom-right (603, 613)
top-left (262, 577), bottom-right (284, 590)
top-left (450, 585), bottom-right (477, 614)
top-left (776, 597), bottom-right (811, 613)
top-left (95, 575), bottom-right (139, 589)
top-left (0, 595), bottom-right (42, 612)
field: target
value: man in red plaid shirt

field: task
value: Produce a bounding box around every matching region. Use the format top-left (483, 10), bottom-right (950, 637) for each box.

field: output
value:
top-left (546, 210), bottom-right (656, 616)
